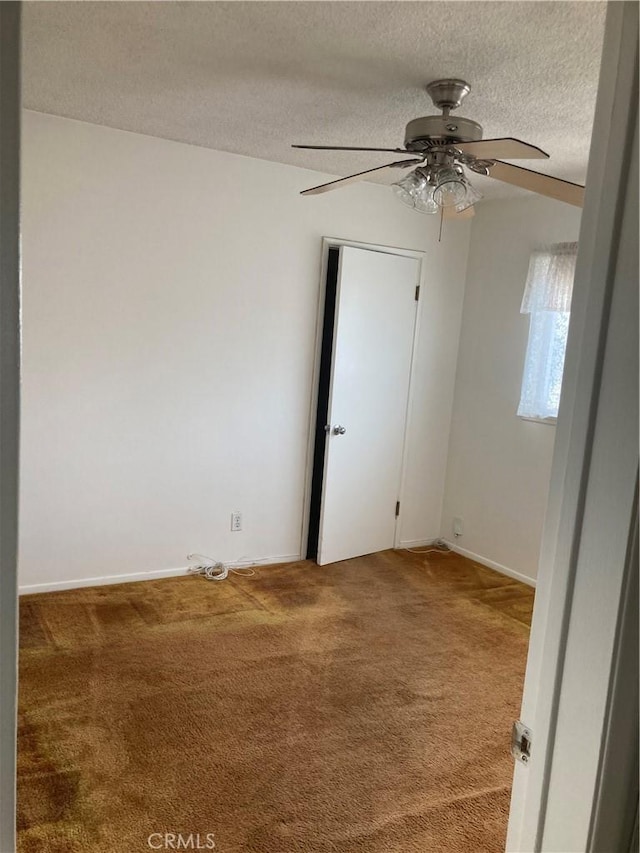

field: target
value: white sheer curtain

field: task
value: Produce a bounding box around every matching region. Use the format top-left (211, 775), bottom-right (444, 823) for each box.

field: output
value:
top-left (518, 242), bottom-right (578, 421)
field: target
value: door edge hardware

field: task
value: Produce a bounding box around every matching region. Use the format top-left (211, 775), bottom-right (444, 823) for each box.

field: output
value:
top-left (332, 425), bottom-right (346, 435)
top-left (511, 720), bottom-right (532, 765)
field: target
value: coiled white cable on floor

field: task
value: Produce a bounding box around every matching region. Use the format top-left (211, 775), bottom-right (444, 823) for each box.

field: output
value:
top-left (404, 543), bottom-right (452, 555)
top-left (187, 553), bottom-right (255, 581)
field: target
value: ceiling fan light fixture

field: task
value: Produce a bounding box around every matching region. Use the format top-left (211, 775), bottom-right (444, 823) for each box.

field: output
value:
top-left (391, 170), bottom-right (428, 209)
top-left (414, 190), bottom-right (439, 215)
top-left (391, 164), bottom-right (481, 216)
top-left (416, 185), bottom-right (438, 214)
top-left (432, 166), bottom-right (467, 207)
top-left (454, 177), bottom-right (483, 212)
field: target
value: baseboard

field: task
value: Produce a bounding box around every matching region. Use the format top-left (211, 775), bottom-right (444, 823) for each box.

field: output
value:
top-left (442, 540), bottom-right (537, 588)
top-left (20, 545), bottom-right (537, 592)
top-left (18, 553), bottom-right (302, 595)
top-left (397, 537), bottom-right (441, 549)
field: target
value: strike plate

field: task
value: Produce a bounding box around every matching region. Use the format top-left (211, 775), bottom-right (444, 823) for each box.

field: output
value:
top-left (511, 720), bottom-right (532, 765)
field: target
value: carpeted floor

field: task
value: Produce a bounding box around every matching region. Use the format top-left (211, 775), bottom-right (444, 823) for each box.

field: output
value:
top-left (18, 549), bottom-right (534, 853)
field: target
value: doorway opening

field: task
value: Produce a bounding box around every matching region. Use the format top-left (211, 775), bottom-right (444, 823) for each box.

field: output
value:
top-left (304, 239), bottom-right (422, 566)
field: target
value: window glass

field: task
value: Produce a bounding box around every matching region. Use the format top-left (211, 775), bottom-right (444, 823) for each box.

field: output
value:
top-left (518, 310), bottom-right (570, 421)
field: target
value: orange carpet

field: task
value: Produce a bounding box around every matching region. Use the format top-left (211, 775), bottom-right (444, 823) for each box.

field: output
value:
top-left (18, 549), bottom-right (533, 852)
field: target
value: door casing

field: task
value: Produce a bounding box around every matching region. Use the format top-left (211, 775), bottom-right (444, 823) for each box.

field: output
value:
top-left (506, 2), bottom-right (639, 849)
top-left (0, 5), bottom-right (21, 852)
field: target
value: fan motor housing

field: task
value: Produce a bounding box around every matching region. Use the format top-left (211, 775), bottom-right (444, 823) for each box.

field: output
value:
top-left (404, 114), bottom-right (483, 152)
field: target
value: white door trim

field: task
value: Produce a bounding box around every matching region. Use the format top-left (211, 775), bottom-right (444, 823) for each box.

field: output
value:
top-left (300, 237), bottom-right (425, 560)
top-left (506, 3), bottom-right (639, 849)
top-left (0, 5), bottom-right (21, 852)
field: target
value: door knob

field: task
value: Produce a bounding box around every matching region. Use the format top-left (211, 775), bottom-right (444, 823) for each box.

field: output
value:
top-left (333, 425), bottom-right (347, 435)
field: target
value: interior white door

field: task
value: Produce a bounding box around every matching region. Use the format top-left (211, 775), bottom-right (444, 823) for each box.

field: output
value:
top-left (317, 246), bottom-right (419, 566)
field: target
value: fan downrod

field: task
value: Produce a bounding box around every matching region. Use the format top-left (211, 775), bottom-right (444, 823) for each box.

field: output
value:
top-left (426, 79), bottom-right (471, 114)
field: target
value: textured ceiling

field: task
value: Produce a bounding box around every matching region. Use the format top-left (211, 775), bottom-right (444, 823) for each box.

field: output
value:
top-left (23, 1), bottom-right (606, 200)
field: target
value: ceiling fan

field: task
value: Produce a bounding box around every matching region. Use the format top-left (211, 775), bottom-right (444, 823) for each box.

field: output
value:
top-left (293, 79), bottom-right (585, 220)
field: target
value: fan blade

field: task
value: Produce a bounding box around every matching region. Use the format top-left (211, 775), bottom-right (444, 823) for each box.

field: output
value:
top-left (443, 205), bottom-right (475, 220)
top-left (456, 138), bottom-right (549, 160)
top-left (487, 161), bottom-right (585, 207)
top-left (300, 159), bottom-right (422, 196)
top-left (293, 144), bottom-right (409, 153)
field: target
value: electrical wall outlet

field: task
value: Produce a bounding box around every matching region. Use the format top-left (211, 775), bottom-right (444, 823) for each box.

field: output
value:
top-left (230, 511), bottom-right (242, 532)
top-left (453, 517), bottom-right (464, 538)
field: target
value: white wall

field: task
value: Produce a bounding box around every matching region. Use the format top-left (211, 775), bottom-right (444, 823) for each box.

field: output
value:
top-left (20, 111), bottom-right (470, 591)
top-left (441, 196), bottom-right (582, 584)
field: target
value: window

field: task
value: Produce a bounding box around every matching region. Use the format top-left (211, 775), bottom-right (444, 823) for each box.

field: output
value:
top-left (518, 242), bottom-right (578, 422)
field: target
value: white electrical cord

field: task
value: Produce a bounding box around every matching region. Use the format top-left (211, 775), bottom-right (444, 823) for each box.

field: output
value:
top-left (187, 552), bottom-right (256, 581)
top-left (404, 543), bottom-right (452, 555)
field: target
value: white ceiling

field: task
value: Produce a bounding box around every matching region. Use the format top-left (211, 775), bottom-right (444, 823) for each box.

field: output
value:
top-left (22, 1), bottom-right (606, 200)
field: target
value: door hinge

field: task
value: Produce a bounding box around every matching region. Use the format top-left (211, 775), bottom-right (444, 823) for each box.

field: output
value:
top-left (395, 501), bottom-right (400, 518)
top-left (511, 720), bottom-right (532, 765)
top-left (415, 285), bottom-right (420, 301)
